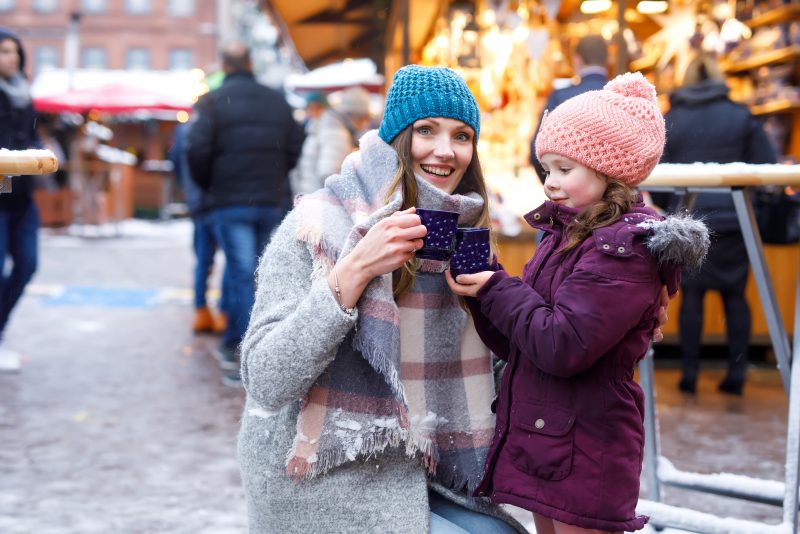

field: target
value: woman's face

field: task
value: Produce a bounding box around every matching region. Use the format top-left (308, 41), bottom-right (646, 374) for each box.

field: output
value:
top-left (540, 153), bottom-right (607, 211)
top-left (410, 117), bottom-right (474, 194)
top-left (0, 39), bottom-right (19, 80)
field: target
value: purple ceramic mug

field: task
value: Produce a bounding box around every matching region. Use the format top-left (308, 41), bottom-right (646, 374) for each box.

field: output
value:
top-left (450, 227), bottom-right (491, 277)
top-left (416, 208), bottom-right (459, 261)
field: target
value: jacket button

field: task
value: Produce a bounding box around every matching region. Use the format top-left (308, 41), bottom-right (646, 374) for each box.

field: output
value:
top-left (617, 246), bottom-right (625, 253)
top-left (602, 244), bottom-right (610, 250)
top-left (533, 213), bottom-right (541, 220)
top-left (535, 418), bottom-right (545, 429)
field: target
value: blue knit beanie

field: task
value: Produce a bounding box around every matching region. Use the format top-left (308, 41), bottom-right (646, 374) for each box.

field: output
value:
top-left (378, 65), bottom-right (480, 144)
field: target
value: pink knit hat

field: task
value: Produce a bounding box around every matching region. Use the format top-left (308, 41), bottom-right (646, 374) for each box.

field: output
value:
top-left (535, 72), bottom-right (665, 187)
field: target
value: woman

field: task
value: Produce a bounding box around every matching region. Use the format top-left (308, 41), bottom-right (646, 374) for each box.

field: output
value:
top-left (661, 54), bottom-right (777, 395)
top-left (0, 27), bottom-right (40, 372)
top-left (237, 65), bottom-right (526, 533)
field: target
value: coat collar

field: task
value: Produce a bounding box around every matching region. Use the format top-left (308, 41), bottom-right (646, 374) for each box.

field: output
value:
top-left (523, 196), bottom-right (658, 258)
top-left (523, 201), bottom-right (581, 231)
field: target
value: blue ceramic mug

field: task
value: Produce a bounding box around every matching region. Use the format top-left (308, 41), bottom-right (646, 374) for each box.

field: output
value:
top-left (416, 208), bottom-right (460, 261)
top-left (450, 227), bottom-right (491, 277)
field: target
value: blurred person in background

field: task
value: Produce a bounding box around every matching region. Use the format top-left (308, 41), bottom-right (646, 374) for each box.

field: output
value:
top-left (0, 28), bottom-right (41, 372)
top-left (168, 122), bottom-right (227, 336)
top-left (660, 53), bottom-right (777, 396)
top-left (290, 86), bottom-right (372, 195)
top-left (186, 41), bottom-right (304, 386)
top-left (301, 91), bottom-right (327, 128)
top-left (529, 34), bottom-right (609, 183)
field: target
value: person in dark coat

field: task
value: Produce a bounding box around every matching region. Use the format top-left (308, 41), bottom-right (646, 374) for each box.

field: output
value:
top-left (186, 41), bottom-right (304, 385)
top-left (529, 34), bottom-right (609, 183)
top-left (661, 54), bottom-right (778, 395)
top-left (168, 122), bottom-right (227, 335)
top-left (0, 28), bottom-right (41, 372)
top-left (448, 73), bottom-right (709, 532)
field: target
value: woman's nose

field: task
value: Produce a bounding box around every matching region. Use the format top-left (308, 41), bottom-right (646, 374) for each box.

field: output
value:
top-left (433, 136), bottom-right (454, 158)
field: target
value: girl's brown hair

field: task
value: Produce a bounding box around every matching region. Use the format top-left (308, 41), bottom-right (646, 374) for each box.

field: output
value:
top-left (559, 179), bottom-right (636, 254)
top-left (386, 125), bottom-right (493, 297)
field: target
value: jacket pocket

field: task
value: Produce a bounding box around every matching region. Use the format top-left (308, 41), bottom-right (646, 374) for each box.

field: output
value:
top-left (508, 401), bottom-right (576, 481)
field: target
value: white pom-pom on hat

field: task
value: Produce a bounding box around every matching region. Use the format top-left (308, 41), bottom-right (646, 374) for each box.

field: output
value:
top-left (604, 72), bottom-right (657, 103)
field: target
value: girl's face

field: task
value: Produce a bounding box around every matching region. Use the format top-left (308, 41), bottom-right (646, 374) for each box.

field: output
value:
top-left (410, 117), bottom-right (474, 194)
top-left (540, 153), bottom-right (607, 211)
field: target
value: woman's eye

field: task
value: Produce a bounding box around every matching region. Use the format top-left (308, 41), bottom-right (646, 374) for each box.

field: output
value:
top-left (455, 132), bottom-right (471, 142)
top-left (416, 126), bottom-right (431, 135)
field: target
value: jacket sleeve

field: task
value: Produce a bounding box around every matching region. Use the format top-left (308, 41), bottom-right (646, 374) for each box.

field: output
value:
top-left (315, 119), bottom-right (354, 187)
top-left (466, 296), bottom-right (511, 361)
top-left (185, 98), bottom-right (214, 189)
top-left (476, 258), bottom-right (659, 378)
top-left (744, 114), bottom-right (778, 164)
top-left (239, 210), bottom-right (358, 411)
top-left (285, 115), bottom-right (305, 172)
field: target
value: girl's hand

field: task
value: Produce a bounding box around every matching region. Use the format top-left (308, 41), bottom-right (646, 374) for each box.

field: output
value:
top-left (652, 285), bottom-right (671, 343)
top-left (445, 270), bottom-right (495, 298)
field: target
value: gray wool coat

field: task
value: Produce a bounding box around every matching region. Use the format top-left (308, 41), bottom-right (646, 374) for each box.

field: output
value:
top-left (237, 208), bottom-right (528, 533)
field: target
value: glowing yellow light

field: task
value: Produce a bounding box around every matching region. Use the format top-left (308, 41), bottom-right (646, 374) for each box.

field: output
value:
top-left (637, 0), bottom-right (668, 14)
top-left (512, 25), bottom-right (530, 43)
top-left (580, 0), bottom-right (611, 14)
top-left (479, 9), bottom-right (496, 26)
top-left (176, 110), bottom-right (189, 123)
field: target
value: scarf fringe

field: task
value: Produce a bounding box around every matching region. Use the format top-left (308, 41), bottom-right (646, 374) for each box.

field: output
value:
top-left (287, 427), bottom-right (411, 482)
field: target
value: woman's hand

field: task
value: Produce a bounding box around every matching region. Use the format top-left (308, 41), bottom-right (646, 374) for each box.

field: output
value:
top-left (329, 207), bottom-right (427, 309)
top-left (446, 270), bottom-right (495, 298)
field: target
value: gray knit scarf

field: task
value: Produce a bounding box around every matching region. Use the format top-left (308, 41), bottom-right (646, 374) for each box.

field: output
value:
top-left (0, 74), bottom-right (31, 109)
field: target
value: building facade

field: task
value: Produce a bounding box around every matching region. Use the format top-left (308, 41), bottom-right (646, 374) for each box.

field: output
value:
top-left (0, 0), bottom-right (221, 77)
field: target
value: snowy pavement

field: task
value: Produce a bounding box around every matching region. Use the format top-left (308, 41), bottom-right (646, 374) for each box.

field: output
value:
top-left (0, 220), bottom-right (790, 533)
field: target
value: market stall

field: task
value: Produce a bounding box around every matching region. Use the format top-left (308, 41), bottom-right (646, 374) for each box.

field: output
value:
top-left (635, 162), bottom-right (800, 533)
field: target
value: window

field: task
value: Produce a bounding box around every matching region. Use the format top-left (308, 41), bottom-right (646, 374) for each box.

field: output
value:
top-left (35, 46), bottom-right (59, 74)
top-left (0, 0), bottom-right (15, 13)
top-left (126, 48), bottom-right (150, 70)
top-left (167, 0), bottom-right (193, 17)
top-left (168, 49), bottom-right (193, 71)
top-left (82, 47), bottom-right (107, 69)
top-left (81, 0), bottom-right (106, 13)
top-left (33, 0), bottom-right (58, 12)
top-left (125, 0), bottom-right (150, 14)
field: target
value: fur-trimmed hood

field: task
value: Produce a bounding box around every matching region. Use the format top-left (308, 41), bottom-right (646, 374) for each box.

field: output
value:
top-left (640, 212), bottom-right (709, 271)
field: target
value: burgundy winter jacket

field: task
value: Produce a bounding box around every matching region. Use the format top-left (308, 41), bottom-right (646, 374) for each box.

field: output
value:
top-left (469, 200), bottom-right (689, 531)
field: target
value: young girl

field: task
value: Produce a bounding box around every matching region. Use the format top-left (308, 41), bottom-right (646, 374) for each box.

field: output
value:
top-left (447, 72), bottom-right (709, 533)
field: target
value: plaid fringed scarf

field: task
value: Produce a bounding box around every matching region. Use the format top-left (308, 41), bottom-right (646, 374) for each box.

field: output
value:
top-left (287, 130), bottom-right (497, 492)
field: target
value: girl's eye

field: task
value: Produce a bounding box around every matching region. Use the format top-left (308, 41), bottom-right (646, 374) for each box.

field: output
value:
top-left (416, 126), bottom-right (432, 135)
top-left (455, 132), bottom-right (471, 142)
top-left (559, 168), bottom-right (571, 174)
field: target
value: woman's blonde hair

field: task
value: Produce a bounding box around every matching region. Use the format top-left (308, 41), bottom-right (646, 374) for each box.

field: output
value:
top-left (560, 180), bottom-right (637, 254)
top-left (682, 54), bottom-right (724, 87)
top-left (386, 125), bottom-right (492, 297)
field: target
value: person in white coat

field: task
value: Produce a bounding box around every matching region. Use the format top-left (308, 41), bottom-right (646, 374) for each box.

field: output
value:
top-left (291, 86), bottom-right (372, 195)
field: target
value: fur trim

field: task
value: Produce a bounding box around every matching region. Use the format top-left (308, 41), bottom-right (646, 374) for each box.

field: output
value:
top-left (640, 213), bottom-right (709, 271)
